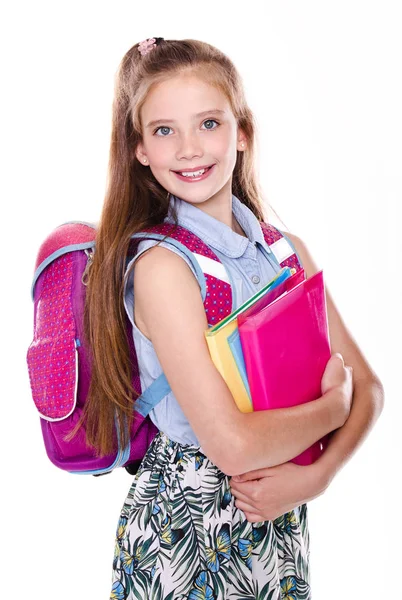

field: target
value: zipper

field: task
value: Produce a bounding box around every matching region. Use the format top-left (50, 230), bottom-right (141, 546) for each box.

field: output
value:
top-left (70, 246), bottom-right (131, 475)
top-left (81, 248), bottom-right (94, 286)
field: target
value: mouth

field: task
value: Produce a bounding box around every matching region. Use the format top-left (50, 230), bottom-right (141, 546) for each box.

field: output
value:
top-left (172, 164), bottom-right (215, 182)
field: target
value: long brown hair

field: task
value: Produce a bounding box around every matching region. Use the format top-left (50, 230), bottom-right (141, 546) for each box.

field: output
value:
top-left (74, 38), bottom-right (275, 457)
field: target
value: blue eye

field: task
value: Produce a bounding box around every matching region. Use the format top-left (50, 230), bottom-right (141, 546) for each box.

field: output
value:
top-left (202, 119), bottom-right (219, 130)
top-left (153, 119), bottom-right (219, 136)
top-left (154, 126), bottom-right (172, 137)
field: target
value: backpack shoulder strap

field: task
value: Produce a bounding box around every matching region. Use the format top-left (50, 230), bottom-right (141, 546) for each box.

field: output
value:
top-left (260, 222), bottom-right (303, 273)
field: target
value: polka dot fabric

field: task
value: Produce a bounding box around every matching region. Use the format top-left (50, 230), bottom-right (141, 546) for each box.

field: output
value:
top-left (260, 222), bottom-right (283, 245)
top-left (27, 253), bottom-right (77, 420)
top-left (204, 274), bottom-right (232, 325)
top-left (141, 223), bottom-right (221, 261)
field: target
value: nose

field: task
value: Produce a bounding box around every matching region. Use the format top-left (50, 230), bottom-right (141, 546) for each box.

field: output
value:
top-left (176, 131), bottom-right (203, 161)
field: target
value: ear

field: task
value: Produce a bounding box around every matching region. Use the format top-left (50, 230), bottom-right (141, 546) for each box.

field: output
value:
top-left (134, 142), bottom-right (147, 164)
top-left (237, 129), bottom-right (248, 151)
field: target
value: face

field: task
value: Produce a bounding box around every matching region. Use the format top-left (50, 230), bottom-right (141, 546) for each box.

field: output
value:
top-left (135, 74), bottom-right (247, 210)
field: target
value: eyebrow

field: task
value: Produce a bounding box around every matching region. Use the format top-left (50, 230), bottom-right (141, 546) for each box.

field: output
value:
top-left (145, 109), bottom-right (226, 129)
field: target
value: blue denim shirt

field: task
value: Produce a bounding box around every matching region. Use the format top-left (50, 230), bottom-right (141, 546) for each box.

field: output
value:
top-left (124, 193), bottom-right (301, 446)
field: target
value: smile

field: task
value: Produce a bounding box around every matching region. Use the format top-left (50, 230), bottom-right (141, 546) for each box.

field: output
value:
top-left (172, 164), bottom-right (215, 182)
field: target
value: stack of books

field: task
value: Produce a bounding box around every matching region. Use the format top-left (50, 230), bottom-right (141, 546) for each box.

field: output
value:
top-left (205, 266), bottom-right (331, 465)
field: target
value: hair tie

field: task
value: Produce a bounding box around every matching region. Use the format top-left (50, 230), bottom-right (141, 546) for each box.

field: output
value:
top-left (138, 37), bottom-right (164, 56)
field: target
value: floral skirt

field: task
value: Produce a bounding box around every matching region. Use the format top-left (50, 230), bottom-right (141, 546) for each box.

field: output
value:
top-left (110, 431), bottom-right (311, 599)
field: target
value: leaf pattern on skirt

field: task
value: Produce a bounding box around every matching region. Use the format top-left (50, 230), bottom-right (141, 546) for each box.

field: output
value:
top-left (110, 431), bottom-right (311, 599)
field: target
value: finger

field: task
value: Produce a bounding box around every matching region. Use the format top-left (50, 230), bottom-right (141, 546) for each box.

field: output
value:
top-left (234, 498), bottom-right (261, 515)
top-left (230, 480), bottom-right (263, 497)
top-left (232, 469), bottom-right (273, 482)
top-left (230, 488), bottom-right (259, 510)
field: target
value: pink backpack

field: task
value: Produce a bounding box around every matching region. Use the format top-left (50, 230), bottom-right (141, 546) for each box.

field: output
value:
top-left (27, 221), bottom-right (302, 475)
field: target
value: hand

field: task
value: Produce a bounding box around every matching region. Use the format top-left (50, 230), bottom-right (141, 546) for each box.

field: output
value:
top-left (229, 461), bottom-right (328, 523)
top-left (321, 353), bottom-right (354, 426)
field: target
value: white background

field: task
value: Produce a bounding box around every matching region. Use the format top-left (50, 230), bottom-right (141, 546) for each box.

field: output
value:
top-left (2, 1), bottom-right (401, 598)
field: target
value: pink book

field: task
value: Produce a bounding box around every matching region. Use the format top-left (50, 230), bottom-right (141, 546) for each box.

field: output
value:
top-left (238, 270), bottom-right (331, 466)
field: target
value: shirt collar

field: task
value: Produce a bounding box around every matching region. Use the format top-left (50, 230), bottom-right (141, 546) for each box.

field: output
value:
top-left (166, 193), bottom-right (270, 258)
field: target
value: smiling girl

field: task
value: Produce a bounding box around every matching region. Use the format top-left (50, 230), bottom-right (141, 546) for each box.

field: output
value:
top-left (81, 37), bottom-right (383, 600)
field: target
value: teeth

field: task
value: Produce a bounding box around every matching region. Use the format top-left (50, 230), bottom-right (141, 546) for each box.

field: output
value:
top-left (179, 168), bottom-right (207, 177)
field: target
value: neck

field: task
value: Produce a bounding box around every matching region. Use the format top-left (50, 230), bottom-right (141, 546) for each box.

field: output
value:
top-left (171, 187), bottom-right (247, 237)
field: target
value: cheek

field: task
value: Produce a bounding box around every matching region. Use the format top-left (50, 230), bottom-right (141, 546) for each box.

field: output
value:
top-left (218, 140), bottom-right (238, 172)
top-left (147, 147), bottom-right (172, 168)
top-left (143, 137), bottom-right (174, 167)
top-left (215, 129), bottom-right (238, 161)
top-left (211, 129), bottom-right (235, 154)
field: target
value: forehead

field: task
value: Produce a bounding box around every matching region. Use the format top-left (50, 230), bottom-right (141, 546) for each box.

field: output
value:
top-left (141, 74), bottom-right (232, 124)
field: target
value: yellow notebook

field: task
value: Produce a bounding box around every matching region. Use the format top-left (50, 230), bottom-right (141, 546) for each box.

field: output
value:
top-left (205, 319), bottom-right (253, 413)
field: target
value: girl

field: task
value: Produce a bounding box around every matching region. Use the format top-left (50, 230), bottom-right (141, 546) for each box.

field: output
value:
top-left (83, 37), bottom-right (384, 599)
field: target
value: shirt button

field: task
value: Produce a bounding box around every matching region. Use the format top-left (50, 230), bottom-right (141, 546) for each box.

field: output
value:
top-left (251, 275), bottom-right (260, 284)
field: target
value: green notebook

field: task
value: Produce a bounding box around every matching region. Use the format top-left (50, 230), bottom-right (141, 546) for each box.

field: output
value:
top-left (206, 266), bottom-right (295, 335)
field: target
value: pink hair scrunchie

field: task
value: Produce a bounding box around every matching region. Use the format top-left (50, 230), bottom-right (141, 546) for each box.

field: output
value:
top-left (138, 38), bottom-right (158, 56)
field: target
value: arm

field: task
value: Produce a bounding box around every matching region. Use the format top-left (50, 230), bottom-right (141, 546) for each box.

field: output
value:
top-left (134, 246), bottom-right (346, 477)
top-left (239, 388), bottom-right (343, 473)
top-left (229, 234), bottom-right (385, 521)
